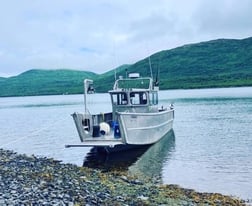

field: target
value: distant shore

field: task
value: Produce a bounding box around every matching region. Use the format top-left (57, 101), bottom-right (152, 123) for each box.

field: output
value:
top-left (0, 85), bottom-right (251, 98)
top-left (0, 149), bottom-right (246, 205)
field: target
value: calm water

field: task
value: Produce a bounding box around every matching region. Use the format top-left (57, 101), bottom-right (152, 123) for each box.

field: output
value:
top-left (0, 87), bottom-right (251, 200)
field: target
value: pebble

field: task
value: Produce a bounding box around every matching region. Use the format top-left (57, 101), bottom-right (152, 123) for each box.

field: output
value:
top-left (137, 195), bottom-right (149, 200)
top-left (0, 149), bottom-right (246, 206)
top-left (0, 149), bottom-right (104, 205)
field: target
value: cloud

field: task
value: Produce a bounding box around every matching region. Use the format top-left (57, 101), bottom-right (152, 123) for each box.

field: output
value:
top-left (193, 0), bottom-right (252, 38)
top-left (0, 0), bottom-right (251, 77)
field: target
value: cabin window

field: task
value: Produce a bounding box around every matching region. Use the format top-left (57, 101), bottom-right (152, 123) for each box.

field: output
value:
top-left (149, 92), bottom-right (158, 105)
top-left (130, 92), bottom-right (147, 105)
top-left (111, 93), bottom-right (128, 105)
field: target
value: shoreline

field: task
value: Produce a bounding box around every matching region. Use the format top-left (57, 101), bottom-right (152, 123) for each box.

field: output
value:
top-left (0, 149), bottom-right (247, 205)
top-left (0, 86), bottom-right (251, 98)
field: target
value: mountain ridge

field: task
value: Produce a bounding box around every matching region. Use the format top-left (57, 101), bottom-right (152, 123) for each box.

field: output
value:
top-left (0, 37), bottom-right (252, 97)
top-left (0, 69), bottom-right (98, 96)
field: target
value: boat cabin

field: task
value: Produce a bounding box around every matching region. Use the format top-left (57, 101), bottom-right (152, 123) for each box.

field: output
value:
top-left (109, 74), bottom-right (159, 115)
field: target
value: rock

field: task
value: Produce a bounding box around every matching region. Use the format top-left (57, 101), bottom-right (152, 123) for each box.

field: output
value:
top-left (0, 149), bottom-right (245, 206)
top-left (137, 195), bottom-right (149, 201)
top-left (120, 175), bottom-right (128, 182)
top-left (131, 179), bottom-right (143, 185)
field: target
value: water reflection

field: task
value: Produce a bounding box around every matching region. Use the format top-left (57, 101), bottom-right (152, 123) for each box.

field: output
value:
top-left (129, 130), bottom-right (175, 182)
top-left (83, 145), bottom-right (151, 171)
top-left (83, 130), bottom-right (175, 181)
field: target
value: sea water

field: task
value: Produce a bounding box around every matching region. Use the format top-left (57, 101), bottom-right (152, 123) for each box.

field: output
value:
top-left (0, 87), bottom-right (251, 200)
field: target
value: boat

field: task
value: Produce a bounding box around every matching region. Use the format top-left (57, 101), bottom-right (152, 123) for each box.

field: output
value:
top-left (66, 73), bottom-right (174, 152)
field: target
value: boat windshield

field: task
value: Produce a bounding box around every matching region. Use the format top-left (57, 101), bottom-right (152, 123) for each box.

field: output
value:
top-left (130, 92), bottom-right (148, 105)
top-left (111, 92), bottom-right (128, 105)
top-left (115, 78), bottom-right (151, 90)
top-left (111, 91), bottom-right (149, 106)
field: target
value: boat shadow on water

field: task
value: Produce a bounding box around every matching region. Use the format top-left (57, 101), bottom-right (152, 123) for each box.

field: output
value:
top-left (83, 130), bottom-right (175, 181)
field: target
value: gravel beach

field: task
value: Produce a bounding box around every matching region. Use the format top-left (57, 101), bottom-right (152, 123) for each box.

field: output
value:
top-left (0, 149), bottom-right (246, 205)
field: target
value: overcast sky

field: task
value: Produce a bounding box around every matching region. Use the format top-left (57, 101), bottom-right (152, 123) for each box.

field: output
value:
top-left (0, 0), bottom-right (252, 77)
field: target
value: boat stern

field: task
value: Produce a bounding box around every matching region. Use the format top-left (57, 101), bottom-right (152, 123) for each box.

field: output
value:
top-left (70, 112), bottom-right (126, 147)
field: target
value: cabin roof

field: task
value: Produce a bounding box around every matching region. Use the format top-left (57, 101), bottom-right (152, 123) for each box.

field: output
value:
top-left (113, 77), bottom-right (153, 90)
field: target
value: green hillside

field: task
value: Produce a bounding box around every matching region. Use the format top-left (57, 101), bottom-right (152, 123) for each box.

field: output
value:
top-left (94, 64), bottom-right (131, 92)
top-left (94, 37), bottom-right (252, 92)
top-left (0, 77), bottom-right (6, 82)
top-left (0, 37), bottom-right (252, 97)
top-left (0, 69), bottom-right (97, 97)
top-left (111, 37), bottom-right (252, 89)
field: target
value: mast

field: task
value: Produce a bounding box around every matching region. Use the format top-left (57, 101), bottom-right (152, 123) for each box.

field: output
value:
top-left (83, 79), bottom-right (93, 113)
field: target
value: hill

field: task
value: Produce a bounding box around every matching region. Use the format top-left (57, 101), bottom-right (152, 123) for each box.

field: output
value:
top-left (0, 69), bottom-right (97, 97)
top-left (0, 37), bottom-right (252, 96)
top-left (94, 64), bottom-right (131, 92)
top-left (96, 37), bottom-right (252, 91)
top-left (0, 77), bottom-right (6, 82)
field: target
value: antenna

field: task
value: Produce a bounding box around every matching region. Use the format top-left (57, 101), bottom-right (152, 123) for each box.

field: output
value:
top-left (114, 68), bottom-right (117, 81)
top-left (148, 55), bottom-right (153, 79)
top-left (155, 54), bottom-right (161, 86)
top-left (146, 42), bottom-right (153, 79)
top-left (113, 40), bottom-right (118, 81)
top-left (155, 68), bottom-right (159, 86)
